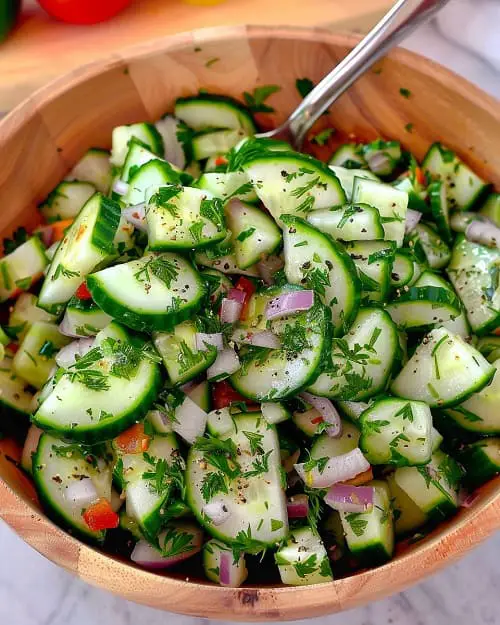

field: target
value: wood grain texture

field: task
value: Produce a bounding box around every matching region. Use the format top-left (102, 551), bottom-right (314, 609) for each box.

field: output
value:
top-left (0, 26), bottom-right (500, 620)
top-left (0, 0), bottom-right (392, 111)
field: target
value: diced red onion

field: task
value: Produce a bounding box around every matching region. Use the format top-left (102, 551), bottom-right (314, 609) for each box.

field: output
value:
top-left (231, 329), bottom-right (280, 349)
top-left (112, 179), bottom-right (129, 196)
top-left (179, 380), bottom-right (196, 393)
top-left (366, 152), bottom-right (391, 175)
top-left (21, 425), bottom-right (43, 472)
top-left (257, 255), bottom-right (284, 286)
top-left (450, 211), bottom-right (483, 233)
top-left (207, 348), bottom-right (240, 380)
top-left (405, 208), bottom-right (423, 234)
top-left (459, 488), bottom-right (479, 509)
top-left (466, 220), bottom-right (500, 249)
top-left (220, 298), bottom-right (243, 323)
top-left (55, 338), bottom-right (95, 368)
top-left (266, 290), bottom-right (314, 320)
top-left (147, 409), bottom-right (173, 434)
top-left (219, 550), bottom-right (232, 586)
top-left (227, 288), bottom-right (246, 305)
top-left (287, 494), bottom-right (309, 519)
top-left (35, 225), bottom-right (55, 248)
top-left (65, 478), bottom-right (99, 508)
top-left (299, 392), bottom-right (342, 438)
top-left (122, 204), bottom-right (147, 232)
top-left (195, 332), bottom-right (224, 352)
top-left (324, 483), bottom-right (374, 513)
top-left (218, 547), bottom-right (248, 587)
top-left (295, 448), bottom-right (370, 489)
top-left (202, 500), bottom-right (231, 526)
top-left (172, 396), bottom-right (207, 445)
top-left (59, 314), bottom-right (87, 338)
top-left (131, 523), bottom-right (202, 569)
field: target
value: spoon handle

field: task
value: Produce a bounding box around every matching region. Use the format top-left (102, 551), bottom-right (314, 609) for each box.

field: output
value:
top-left (287, 0), bottom-right (451, 147)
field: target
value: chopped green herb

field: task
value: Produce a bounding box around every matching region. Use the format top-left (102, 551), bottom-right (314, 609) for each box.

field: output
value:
top-left (312, 128), bottom-right (335, 146)
top-left (293, 553), bottom-right (317, 578)
top-left (242, 430), bottom-right (264, 455)
top-left (295, 78), bottom-right (314, 98)
top-left (345, 512), bottom-right (368, 537)
top-left (399, 87), bottom-right (411, 99)
top-left (205, 57), bottom-right (220, 68)
top-left (200, 471), bottom-right (228, 503)
top-left (243, 84), bottom-right (281, 113)
top-left (236, 227), bottom-right (256, 242)
top-left (39, 340), bottom-right (59, 359)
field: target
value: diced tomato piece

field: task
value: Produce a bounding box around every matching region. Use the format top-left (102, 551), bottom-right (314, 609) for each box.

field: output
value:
top-left (415, 167), bottom-right (426, 187)
top-left (212, 380), bottom-right (258, 410)
top-left (7, 342), bottom-right (19, 354)
top-left (75, 282), bottom-right (93, 301)
top-left (310, 416), bottom-right (324, 425)
top-left (493, 327), bottom-right (500, 336)
top-left (51, 219), bottom-right (74, 242)
top-left (83, 498), bottom-right (119, 531)
top-left (214, 156), bottom-right (228, 167)
top-left (235, 277), bottom-right (256, 320)
top-left (114, 422), bottom-right (151, 454)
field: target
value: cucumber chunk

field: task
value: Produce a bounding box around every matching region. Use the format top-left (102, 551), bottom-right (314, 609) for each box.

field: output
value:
top-left (275, 526), bottom-right (332, 586)
top-left (203, 539), bottom-right (248, 587)
top-left (386, 285), bottom-right (461, 331)
top-left (387, 472), bottom-right (428, 536)
top-left (121, 159), bottom-right (184, 207)
top-left (329, 166), bottom-right (379, 200)
top-left (61, 296), bottom-right (113, 337)
top-left (311, 420), bottom-right (360, 458)
top-left (192, 128), bottom-right (248, 161)
top-left (345, 240), bottom-right (394, 304)
top-left (66, 148), bottom-right (112, 194)
top-left (155, 114), bottom-right (190, 169)
top-left (39, 181), bottom-right (96, 221)
top-left (409, 223), bottom-right (451, 269)
top-left (306, 203), bottom-right (384, 241)
top-left (458, 438), bottom-right (500, 488)
top-left (175, 94), bottom-right (256, 134)
top-left (0, 355), bottom-right (34, 423)
top-left (196, 171), bottom-right (258, 203)
top-left (329, 144), bottom-right (366, 169)
top-left (0, 237), bottom-right (48, 303)
top-left (110, 123), bottom-right (164, 168)
top-left (479, 192), bottom-right (500, 226)
top-left (390, 252), bottom-right (414, 288)
top-left (8, 293), bottom-right (56, 341)
top-left (429, 180), bottom-right (452, 244)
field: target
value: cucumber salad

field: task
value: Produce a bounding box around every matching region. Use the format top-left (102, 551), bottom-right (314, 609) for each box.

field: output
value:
top-left (2, 87), bottom-right (500, 588)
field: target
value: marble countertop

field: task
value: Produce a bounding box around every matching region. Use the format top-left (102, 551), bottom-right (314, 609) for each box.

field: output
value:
top-left (2, 4), bottom-right (500, 625)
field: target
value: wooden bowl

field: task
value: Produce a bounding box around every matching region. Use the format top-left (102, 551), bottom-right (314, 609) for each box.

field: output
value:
top-left (1, 25), bottom-right (500, 621)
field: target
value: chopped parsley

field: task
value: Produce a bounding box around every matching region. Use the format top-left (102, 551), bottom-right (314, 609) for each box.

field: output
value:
top-left (161, 525), bottom-right (195, 558)
top-left (242, 430), bottom-right (264, 455)
top-left (311, 128), bottom-right (335, 146)
top-left (231, 525), bottom-right (267, 563)
top-left (293, 553), bottom-right (317, 578)
top-left (295, 77), bottom-right (314, 98)
top-left (200, 471), bottom-right (228, 503)
top-left (345, 512), bottom-right (368, 537)
top-left (142, 451), bottom-right (185, 498)
top-left (3, 227), bottom-right (28, 254)
top-left (243, 84), bottom-right (281, 113)
top-left (399, 87), bottom-right (411, 98)
top-left (236, 227), bottom-right (256, 242)
top-left (38, 340), bottom-right (59, 359)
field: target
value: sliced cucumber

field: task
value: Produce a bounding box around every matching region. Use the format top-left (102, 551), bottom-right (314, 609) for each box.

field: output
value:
top-left (120, 140), bottom-right (170, 184)
top-left (33, 434), bottom-right (113, 542)
top-left (39, 181), bottom-right (96, 221)
top-left (66, 148), bottom-right (112, 194)
top-left (429, 180), bottom-right (452, 244)
top-left (329, 166), bottom-right (379, 201)
top-left (308, 308), bottom-right (398, 401)
top-left (337, 400), bottom-right (370, 422)
top-left (194, 245), bottom-right (260, 277)
top-left (306, 203), bottom-right (384, 241)
top-left (0, 355), bottom-right (34, 423)
top-left (231, 286), bottom-right (329, 401)
top-left (261, 402), bottom-right (291, 425)
top-left (110, 123), bottom-right (164, 168)
top-left (196, 171), bottom-right (258, 203)
top-left (311, 420), bottom-right (360, 458)
top-left (479, 193), bottom-right (500, 226)
top-left (145, 185), bottom-right (227, 251)
top-left (352, 177), bottom-right (408, 246)
top-left (387, 472), bottom-right (428, 536)
top-left (345, 240), bottom-right (394, 304)
top-left (8, 293), bottom-right (56, 341)
top-left (206, 407), bottom-right (234, 437)
top-left (38, 193), bottom-right (121, 315)
top-left (192, 128), bottom-right (248, 161)
top-left (390, 252), bottom-right (414, 288)
top-left (121, 159), bottom-right (184, 207)
top-left (87, 252), bottom-right (206, 333)
top-left (0, 237), bottom-right (48, 303)
top-left (187, 380), bottom-right (211, 412)
top-left (282, 216), bottom-right (359, 335)
top-left (447, 236), bottom-right (500, 335)
top-left (391, 327), bottom-right (495, 408)
top-left (359, 397), bottom-right (432, 466)
top-left (386, 286), bottom-right (461, 331)
top-left (203, 539), bottom-right (248, 587)
top-left (186, 413), bottom-right (288, 546)
top-left (61, 296), bottom-right (113, 337)
top-left (275, 526), bottom-right (332, 586)
top-left (458, 438), bottom-right (500, 488)
top-left (329, 144), bottom-right (366, 169)
top-left (409, 223), bottom-right (451, 270)
top-left (174, 94), bottom-right (256, 134)
top-left (241, 152), bottom-right (346, 222)
top-left (226, 200), bottom-right (281, 270)
top-left (339, 480), bottom-right (394, 566)
top-left (362, 139), bottom-right (402, 177)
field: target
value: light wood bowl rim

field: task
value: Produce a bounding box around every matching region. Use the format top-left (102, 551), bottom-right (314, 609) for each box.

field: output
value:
top-left (1, 25), bottom-right (500, 620)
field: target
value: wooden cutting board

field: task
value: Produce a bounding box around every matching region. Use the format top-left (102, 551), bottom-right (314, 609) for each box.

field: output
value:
top-left (0, 0), bottom-right (392, 112)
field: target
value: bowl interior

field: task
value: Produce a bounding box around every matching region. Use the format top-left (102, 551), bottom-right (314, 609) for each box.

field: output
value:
top-left (1, 25), bottom-right (500, 621)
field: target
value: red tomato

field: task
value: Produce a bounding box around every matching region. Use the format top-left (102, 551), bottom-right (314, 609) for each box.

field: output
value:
top-left (75, 282), bottom-right (93, 301)
top-left (83, 498), bottom-right (119, 531)
top-left (114, 422), bottom-right (151, 454)
top-left (37, 0), bottom-right (133, 25)
top-left (212, 380), bottom-right (259, 410)
top-left (235, 277), bottom-right (256, 320)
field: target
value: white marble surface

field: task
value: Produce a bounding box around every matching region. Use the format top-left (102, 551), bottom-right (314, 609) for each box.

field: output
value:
top-left (2, 3), bottom-right (500, 624)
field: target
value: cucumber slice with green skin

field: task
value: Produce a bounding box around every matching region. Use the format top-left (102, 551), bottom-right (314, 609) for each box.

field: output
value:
top-left (186, 413), bottom-right (288, 546)
top-left (275, 527), bottom-right (332, 586)
top-left (33, 325), bottom-right (162, 443)
top-left (409, 223), bottom-right (451, 270)
top-left (192, 128), bottom-right (248, 161)
top-left (282, 216), bottom-right (359, 336)
top-left (33, 434), bottom-right (113, 543)
top-left (155, 115), bottom-right (190, 169)
top-left (414, 271), bottom-right (471, 338)
top-left (0, 237), bottom-right (48, 303)
top-left (66, 148), bottom-right (112, 194)
top-left (387, 472), bottom-right (428, 536)
top-left (308, 308), bottom-right (398, 401)
top-left (351, 177), bottom-right (408, 246)
top-left (196, 172), bottom-right (258, 203)
top-left (329, 144), bottom-right (366, 169)
top-left (391, 450), bottom-right (461, 522)
top-left (386, 286), bottom-right (461, 331)
top-left (38, 193), bottom-right (121, 315)
top-left (203, 539), bottom-right (248, 587)
top-left (120, 433), bottom-right (180, 539)
top-left (0, 355), bottom-right (34, 422)
top-left (121, 159), bottom-right (185, 207)
top-left (261, 402), bottom-right (291, 425)
top-left (188, 380), bottom-right (211, 412)
top-left (429, 180), bottom-right (452, 244)
top-left (226, 200), bottom-right (282, 270)
top-left (292, 408), bottom-right (324, 437)
top-left (174, 94), bottom-right (256, 134)
top-left (306, 203), bottom-right (384, 242)
top-left (8, 293), bottom-right (56, 341)
top-left (241, 152), bottom-right (346, 222)
top-left (479, 192), bottom-right (500, 226)
top-left (336, 400), bottom-right (370, 422)
top-left (339, 480), bottom-right (394, 566)
top-left (110, 123), bottom-right (164, 168)
top-left (362, 140), bottom-right (402, 177)
top-left (87, 252), bottom-right (206, 333)
top-left (440, 358), bottom-right (500, 434)
top-left (206, 407), bottom-right (234, 436)
top-left (145, 185), bottom-right (227, 251)
top-left (345, 240), bottom-right (394, 304)
top-left (153, 321), bottom-right (217, 385)
top-left (146, 409), bottom-right (172, 435)
top-left (119, 510), bottom-right (143, 540)
top-left (12, 321), bottom-right (70, 389)
top-left (431, 427), bottom-right (443, 452)
top-left (311, 420), bottom-right (360, 458)
top-left (329, 166), bottom-right (379, 201)
top-left (391, 328), bottom-right (495, 408)
top-left (120, 140), bottom-right (166, 184)
top-left (359, 397), bottom-right (432, 467)
top-left (422, 142), bottom-right (490, 211)
top-left (0, 327), bottom-right (9, 346)
top-left (476, 335), bottom-right (500, 358)
top-left (390, 252), bottom-right (414, 288)
top-left (457, 438), bottom-right (500, 489)
top-left (39, 181), bottom-right (97, 221)
top-left (194, 246), bottom-right (260, 277)
top-left (393, 170), bottom-right (429, 214)
top-left (231, 286), bottom-right (330, 401)
top-left (62, 296), bottom-right (113, 337)
top-left (447, 236), bottom-right (500, 335)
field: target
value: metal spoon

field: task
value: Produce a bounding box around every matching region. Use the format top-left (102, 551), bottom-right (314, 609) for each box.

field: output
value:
top-left (257, 0), bottom-right (451, 149)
